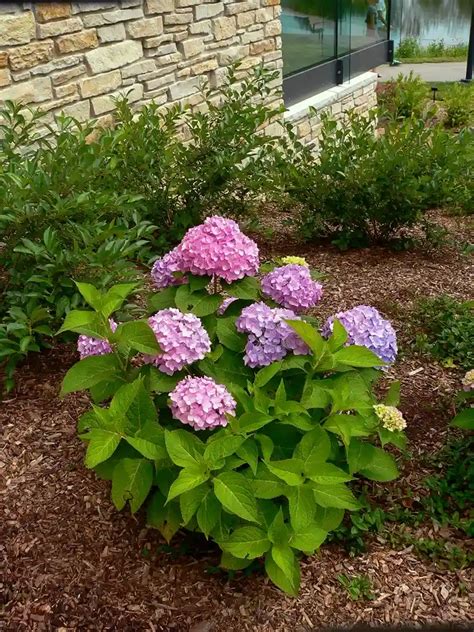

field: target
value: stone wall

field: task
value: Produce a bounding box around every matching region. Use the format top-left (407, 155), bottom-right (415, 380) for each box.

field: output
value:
top-left (0, 1), bottom-right (282, 127)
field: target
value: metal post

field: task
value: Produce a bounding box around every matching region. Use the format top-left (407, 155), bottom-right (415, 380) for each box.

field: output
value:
top-left (463, 6), bottom-right (474, 83)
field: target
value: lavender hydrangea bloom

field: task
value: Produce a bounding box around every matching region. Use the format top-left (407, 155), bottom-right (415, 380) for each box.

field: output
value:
top-left (322, 305), bottom-right (397, 365)
top-left (236, 302), bottom-right (309, 368)
top-left (177, 216), bottom-right (259, 283)
top-left (169, 376), bottom-right (237, 430)
top-left (77, 319), bottom-right (117, 359)
top-left (150, 247), bottom-right (186, 290)
top-left (261, 264), bottom-right (323, 313)
top-left (144, 308), bottom-right (211, 375)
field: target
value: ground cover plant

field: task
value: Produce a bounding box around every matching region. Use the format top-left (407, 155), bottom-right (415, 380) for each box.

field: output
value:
top-left (396, 38), bottom-right (468, 63)
top-left (59, 216), bottom-right (407, 596)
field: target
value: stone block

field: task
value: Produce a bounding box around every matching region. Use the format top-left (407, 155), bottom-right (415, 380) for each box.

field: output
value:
top-left (217, 45), bottom-right (248, 65)
top-left (80, 70), bottom-right (122, 97)
top-left (189, 19), bottom-right (211, 35)
top-left (8, 40), bottom-right (55, 71)
top-left (164, 12), bottom-right (192, 25)
top-left (168, 75), bottom-right (200, 100)
top-left (237, 11), bottom-right (255, 28)
top-left (54, 82), bottom-right (79, 99)
top-left (82, 8), bottom-right (143, 27)
top-left (214, 16), bottom-right (236, 41)
top-left (35, 3), bottom-right (72, 22)
top-left (72, 2), bottom-right (116, 12)
top-left (60, 99), bottom-right (91, 121)
top-left (0, 52), bottom-right (8, 68)
top-left (0, 69), bottom-right (11, 87)
top-left (85, 40), bottom-right (142, 73)
top-left (127, 16), bottom-right (163, 38)
top-left (97, 23), bottom-right (126, 43)
top-left (195, 3), bottom-right (223, 20)
top-left (52, 64), bottom-right (87, 85)
top-left (0, 11), bottom-right (35, 45)
top-left (37, 17), bottom-right (83, 39)
top-left (121, 59), bottom-right (156, 79)
top-left (180, 38), bottom-right (204, 58)
top-left (0, 76), bottom-right (52, 104)
top-left (145, 0), bottom-right (173, 13)
top-left (191, 58), bottom-right (218, 75)
top-left (91, 83), bottom-right (143, 115)
top-left (56, 29), bottom-right (99, 53)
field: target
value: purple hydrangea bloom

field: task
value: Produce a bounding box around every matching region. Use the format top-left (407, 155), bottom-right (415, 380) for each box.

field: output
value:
top-left (236, 302), bottom-right (309, 368)
top-left (261, 264), bottom-right (323, 313)
top-left (217, 296), bottom-right (238, 316)
top-left (169, 376), bottom-right (237, 430)
top-left (322, 305), bottom-right (397, 365)
top-left (144, 308), bottom-right (211, 375)
top-left (150, 247), bottom-right (186, 290)
top-left (77, 319), bottom-right (117, 359)
top-left (177, 216), bottom-right (259, 283)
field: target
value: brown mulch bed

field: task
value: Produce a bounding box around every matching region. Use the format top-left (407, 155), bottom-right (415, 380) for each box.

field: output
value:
top-left (1, 213), bottom-right (473, 631)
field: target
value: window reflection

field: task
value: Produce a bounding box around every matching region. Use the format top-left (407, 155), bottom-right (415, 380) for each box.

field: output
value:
top-left (281, 0), bottom-right (389, 77)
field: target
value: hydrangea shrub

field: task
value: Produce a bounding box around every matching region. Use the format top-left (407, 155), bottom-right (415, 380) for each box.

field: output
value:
top-left (61, 217), bottom-right (406, 596)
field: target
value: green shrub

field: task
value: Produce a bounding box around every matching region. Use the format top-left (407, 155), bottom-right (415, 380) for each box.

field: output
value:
top-left (442, 83), bottom-right (474, 129)
top-left (411, 296), bottom-right (474, 370)
top-left (396, 38), bottom-right (422, 59)
top-left (396, 38), bottom-right (468, 61)
top-left (61, 259), bottom-right (405, 596)
top-left (377, 72), bottom-right (429, 120)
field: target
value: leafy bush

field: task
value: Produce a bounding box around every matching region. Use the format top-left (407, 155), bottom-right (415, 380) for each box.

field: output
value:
top-left (396, 38), bottom-right (422, 59)
top-left (287, 111), bottom-right (470, 246)
top-left (377, 72), bottom-right (428, 119)
top-left (396, 38), bottom-right (468, 61)
top-left (442, 83), bottom-right (474, 129)
top-left (61, 218), bottom-right (406, 596)
top-left (411, 296), bottom-right (474, 370)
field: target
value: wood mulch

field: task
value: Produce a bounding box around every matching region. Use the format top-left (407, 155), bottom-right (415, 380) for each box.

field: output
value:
top-left (1, 212), bottom-right (473, 631)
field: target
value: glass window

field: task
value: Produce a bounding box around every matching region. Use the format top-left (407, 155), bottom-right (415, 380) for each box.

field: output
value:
top-left (350, 0), bottom-right (388, 51)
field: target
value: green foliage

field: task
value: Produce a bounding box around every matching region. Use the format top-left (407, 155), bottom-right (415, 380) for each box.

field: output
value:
top-left (287, 111), bottom-right (471, 247)
top-left (337, 573), bottom-right (374, 601)
top-left (396, 38), bottom-right (468, 62)
top-left (62, 274), bottom-right (406, 596)
top-left (410, 296), bottom-right (474, 370)
top-left (378, 72), bottom-right (428, 119)
top-left (442, 83), bottom-right (474, 129)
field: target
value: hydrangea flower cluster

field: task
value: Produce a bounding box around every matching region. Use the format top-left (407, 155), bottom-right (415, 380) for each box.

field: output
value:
top-left (217, 296), bottom-right (238, 316)
top-left (462, 369), bottom-right (474, 392)
top-left (322, 305), bottom-right (397, 365)
top-left (77, 320), bottom-right (117, 359)
top-left (281, 256), bottom-right (309, 267)
top-left (150, 247), bottom-right (185, 290)
top-left (236, 302), bottom-right (309, 368)
top-left (374, 404), bottom-right (407, 432)
top-left (145, 308), bottom-right (211, 375)
top-left (176, 216), bottom-right (259, 283)
top-left (261, 264), bottom-right (323, 313)
top-left (169, 376), bottom-right (236, 430)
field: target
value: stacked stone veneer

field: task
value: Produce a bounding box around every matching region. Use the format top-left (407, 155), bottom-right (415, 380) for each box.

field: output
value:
top-left (0, 1), bottom-right (377, 143)
top-left (0, 1), bottom-right (282, 126)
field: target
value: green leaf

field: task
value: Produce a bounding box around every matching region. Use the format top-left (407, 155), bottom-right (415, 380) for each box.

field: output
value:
top-left (144, 367), bottom-right (182, 393)
top-left (347, 439), bottom-right (374, 474)
top-left (256, 434), bottom-right (274, 461)
top-left (324, 413), bottom-right (371, 446)
top-left (268, 508), bottom-right (289, 545)
top-left (220, 526), bottom-right (271, 559)
top-left (149, 286), bottom-right (178, 312)
top-left (220, 552), bottom-right (253, 571)
top-left (286, 320), bottom-right (325, 358)
top-left (167, 465), bottom-right (209, 502)
top-left (165, 429), bottom-right (204, 467)
top-left (147, 490), bottom-right (182, 542)
top-left (74, 281), bottom-right (102, 309)
top-left (179, 485), bottom-right (208, 525)
top-left (300, 382), bottom-right (330, 409)
top-left (359, 446), bottom-right (399, 482)
top-left (238, 411), bottom-right (274, 433)
top-left (236, 439), bottom-right (259, 475)
top-left (293, 427), bottom-right (331, 474)
top-left (196, 489), bottom-right (221, 537)
top-left (312, 484), bottom-right (360, 510)
top-left (111, 458), bottom-right (154, 513)
top-left (114, 320), bottom-right (161, 355)
top-left (188, 274), bottom-right (211, 292)
top-left (328, 319), bottom-right (348, 351)
top-left (125, 436), bottom-right (166, 460)
top-left (271, 543), bottom-right (296, 581)
top-left (378, 428), bottom-right (407, 450)
top-left (252, 462), bottom-right (287, 499)
top-left (287, 484), bottom-right (315, 530)
top-left (255, 362), bottom-right (283, 387)
top-left (265, 551), bottom-right (300, 596)
top-left (57, 310), bottom-right (108, 338)
top-left (213, 471), bottom-right (259, 523)
top-left (61, 354), bottom-right (121, 395)
top-left (334, 345), bottom-right (385, 368)
top-left (84, 428), bottom-right (121, 468)
top-left (216, 317), bottom-right (246, 352)
top-left (306, 462), bottom-right (352, 485)
top-left (204, 435), bottom-right (245, 464)
top-left (314, 506), bottom-right (345, 531)
top-left (266, 459), bottom-right (304, 486)
top-left (175, 285), bottom-right (222, 317)
top-left (450, 408), bottom-right (474, 431)
top-left (290, 522), bottom-right (328, 553)
top-left (384, 380), bottom-right (401, 406)
top-left (226, 276), bottom-right (260, 300)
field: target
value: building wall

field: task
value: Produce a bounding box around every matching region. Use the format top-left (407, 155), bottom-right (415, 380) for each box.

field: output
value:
top-left (0, 1), bottom-right (377, 141)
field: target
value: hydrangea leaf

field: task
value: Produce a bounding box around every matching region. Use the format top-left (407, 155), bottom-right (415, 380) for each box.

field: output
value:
top-left (61, 354), bottom-right (121, 395)
top-left (265, 550), bottom-right (300, 597)
top-left (293, 427), bottom-right (331, 472)
top-left (254, 361), bottom-right (283, 387)
top-left (147, 490), bottom-right (182, 543)
top-left (384, 380), bottom-right (401, 406)
top-left (167, 465), bottom-right (209, 502)
top-left (111, 458), bottom-right (153, 513)
top-left (334, 345), bottom-right (386, 368)
top-left (252, 462), bottom-right (287, 499)
top-left (236, 439), bottom-right (259, 475)
top-left (179, 485), bottom-right (208, 525)
top-left (204, 435), bottom-right (245, 464)
top-left (306, 462), bottom-right (352, 485)
top-left (216, 317), bottom-right (246, 352)
top-left (165, 429), bottom-right (205, 468)
top-left (286, 484), bottom-right (315, 530)
top-left (84, 428), bottom-right (121, 469)
top-left (213, 471), bottom-right (259, 523)
top-left (220, 526), bottom-right (271, 559)
top-left (114, 320), bottom-right (161, 355)
top-left (314, 506), bottom-right (345, 531)
top-left (359, 446), bottom-right (399, 482)
top-left (220, 552), bottom-right (253, 571)
top-left (266, 459), bottom-right (305, 486)
top-left (312, 483), bottom-right (360, 511)
top-left (196, 489), bottom-right (221, 537)
top-left (148, 286), bottom-right (178, 312)
top-left (289, 523), bottom-right (328, 553)
top-left (450, 408), bottom-right (474, 431)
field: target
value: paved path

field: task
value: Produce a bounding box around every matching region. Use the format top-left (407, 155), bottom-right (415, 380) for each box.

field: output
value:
top-left (376, 61), bottom-right (468, 82)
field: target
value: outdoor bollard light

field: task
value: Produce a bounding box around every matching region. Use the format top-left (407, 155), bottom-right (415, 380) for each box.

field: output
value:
top-left (431, 86), bottom-right (438, 102)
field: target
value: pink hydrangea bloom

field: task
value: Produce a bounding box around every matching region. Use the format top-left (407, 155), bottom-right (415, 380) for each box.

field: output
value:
top-left (77, 319), bottom-right (117, 359)
top-left (144, 308), bottom-right (211, 375)
top-left (236, 302), bottom-right (309, 368)
top-left (150, 247), bottom-right (186, 290)
top-left (169, 376), bottom-right (237, 430)
top-left (176, 216), bottom-right (259, 283)
top-left (261, 264), bottom-right (323, 313)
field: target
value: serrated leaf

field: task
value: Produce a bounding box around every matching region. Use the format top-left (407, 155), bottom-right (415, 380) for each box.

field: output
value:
top-left (450, 408), bottom-right (474, 431)
top-left (165, 429), bottom-right (204, 467)
top-left (266, 459), bottom-right (304, 486)
top-left (384, 380), bottom-right (401, 406)
top-left (306, 462), bottom-right (352, 485)
top-left (236, 439), bottom-right (259, 475)
top-left (252, 462), bottom-right (287, 499)
top-left (57, 310), bottom-right (108, 338)
top-left (265, 551), bottom-right (300, 596)
top-left (293, 427), bottom-right (331, 474)
top-left (290, 523), bottom-right (328, 553)
top-left (328, 319), bottom-right (348, 351)
top-left (216, 317), bottom-right (246, 352)
top-left (287, 484), bottom-right (315, 530)
top-left (312, 483), bottom-right (360, 510)
top-left (220, 552), bottom-right (253, 570)
top-left (226, 276), bottom-right (260, 300)
top-left (213, 471), bottom-right (259, 523)
top-left (220, 526), bottom-right (270, 559)
top-left (204, 435), bottom-right (245, 464)
top-left (147, 490), bottom-right (181, 542)
top-left (334, 345), bottom-right (386, 368)
top-left (179, 485), bottom-right (208, 525)
top-left (238, 411), bottom-right (274, 433)
top-left (314, 506), bottom-right (345, 531)
top-left (61, 354), bottom-right (121, 395)
top-left (196, 489), bottom-right (221, 537)
top-left (359, 446), bottom-right (399, 482)
top-left (114, 320), bottom-right (161, 355)
top-left (149, 286), bottom-right (178, 312)
top-left (286, 320), bottom-right (325, 358)
top-left (84, 428), bottom-right (121, 468)
top-left (255, 362), bottom-right (283, 387)
top-left (167, 465), bottom-right (209, 502)
top-left (111, 458), bottom-right (153, 513)
top-left (324, 413), bottom-right (371, 446)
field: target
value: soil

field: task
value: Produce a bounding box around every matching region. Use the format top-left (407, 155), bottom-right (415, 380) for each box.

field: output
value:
top-left (1, 212), bottom-right (473, 631)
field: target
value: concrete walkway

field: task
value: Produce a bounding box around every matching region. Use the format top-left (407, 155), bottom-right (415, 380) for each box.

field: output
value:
top-left (376, 61), bottom-right (468, 82)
